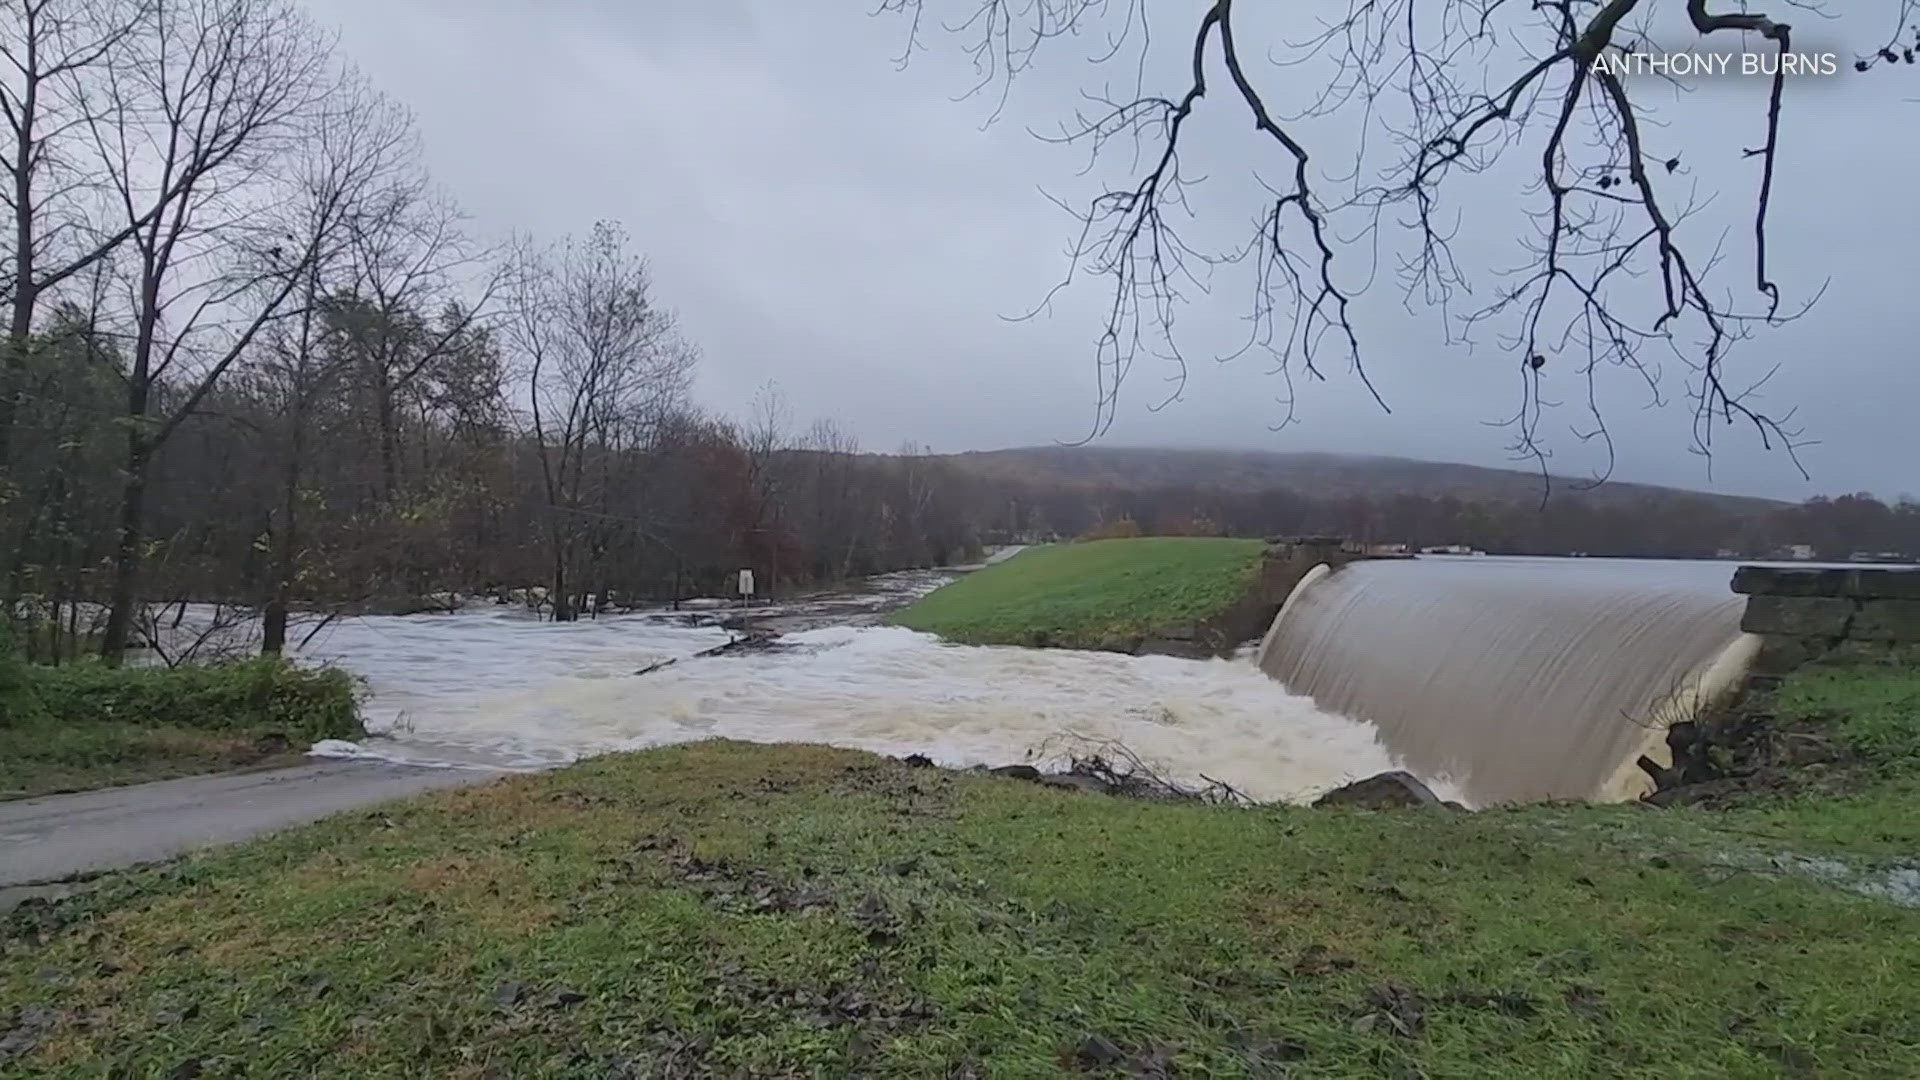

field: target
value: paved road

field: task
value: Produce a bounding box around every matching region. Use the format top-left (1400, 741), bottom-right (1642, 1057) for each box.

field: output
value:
top-left (0, 761), bottom-right (497, 908)
top-left (0, 555), bottom-right (1025, 910)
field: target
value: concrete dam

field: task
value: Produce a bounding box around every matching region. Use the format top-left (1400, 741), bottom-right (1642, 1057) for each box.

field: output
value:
top-left (1254, 549), bottom-right (1919, 806)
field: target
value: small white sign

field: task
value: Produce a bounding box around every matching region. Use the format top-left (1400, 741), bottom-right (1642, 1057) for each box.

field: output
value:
top-left (738, 568), bottom-right (755, 597)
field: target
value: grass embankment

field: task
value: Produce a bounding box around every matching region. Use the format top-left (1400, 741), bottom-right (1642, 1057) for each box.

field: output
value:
top-left (1699, 657), bottom-right (1920, 857)
top-left (5, 662), bottom-right (1919, 1075)
top-left (0, 654), bottom-right (360, 801)
top-left (893, 537), bottom-right (1266, 650)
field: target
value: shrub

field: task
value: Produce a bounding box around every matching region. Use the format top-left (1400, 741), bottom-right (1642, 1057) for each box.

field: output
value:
top-left (31, 658), bottom-right (362, 742)
top-left (0, 623), bottom-right (47, 727)
top-left (1075, 518), bottom-right (1142, 542)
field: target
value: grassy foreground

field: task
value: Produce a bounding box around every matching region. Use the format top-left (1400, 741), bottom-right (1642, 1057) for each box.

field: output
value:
top-left (6, 721), bottom-right (1920, 1075)
top-left (0, 657), bottom-right (360, 801)
top-left (1713, 658), bottom-right (1920, 857)
top-left (893, 538), bottom-right (1266, 650)
top-left (0, 721), bottom-right (314, 802)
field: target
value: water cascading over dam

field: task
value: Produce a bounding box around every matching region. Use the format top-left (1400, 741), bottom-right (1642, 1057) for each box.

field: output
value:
top-left (1255, 557), bottom-right (1761, 805)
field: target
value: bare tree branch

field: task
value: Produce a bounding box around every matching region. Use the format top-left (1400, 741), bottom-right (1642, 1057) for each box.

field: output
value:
top-left (882, 0), bottom-right (1917, 487)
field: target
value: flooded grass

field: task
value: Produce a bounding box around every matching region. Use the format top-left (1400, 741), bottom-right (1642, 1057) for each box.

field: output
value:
top-left (5, 740), bottom-right (1918, 1076)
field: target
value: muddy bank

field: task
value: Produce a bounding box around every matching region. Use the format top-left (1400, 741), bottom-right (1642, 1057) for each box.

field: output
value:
top-left (1641, 689), bottom-right (1883, 808)
top-left (1132, 537), bottom-right (1385, 660)
top-left (916, 750), bottom-right (1460, 812)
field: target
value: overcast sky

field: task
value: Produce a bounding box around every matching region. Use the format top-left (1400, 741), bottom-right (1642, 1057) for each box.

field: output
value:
top-left (302, 0), bottom-right (1918, 501)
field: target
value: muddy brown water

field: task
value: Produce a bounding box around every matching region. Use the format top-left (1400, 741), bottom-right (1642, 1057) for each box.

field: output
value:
top-left (1257, 557), bottom-right (1761, 804)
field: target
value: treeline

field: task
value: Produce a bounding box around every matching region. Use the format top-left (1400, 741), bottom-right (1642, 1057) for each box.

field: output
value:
top-left (973, 481), bottom-right (1920, 561)
top-left (0, 0), bottom-right (979, 662)
top-left (7, 267), bottom-right (986, 657)
top-left (4, 2), bottom-right (1906, 669)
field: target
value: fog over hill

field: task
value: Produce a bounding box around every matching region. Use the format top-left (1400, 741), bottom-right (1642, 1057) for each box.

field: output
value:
top-left (932, 447), bottom-right (1788, 514)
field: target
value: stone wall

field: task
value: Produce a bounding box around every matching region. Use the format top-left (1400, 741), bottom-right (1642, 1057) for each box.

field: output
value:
top-left (1731, 566), bottom-right (1920, 676)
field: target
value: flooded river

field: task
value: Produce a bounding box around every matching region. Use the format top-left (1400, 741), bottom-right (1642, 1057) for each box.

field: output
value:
top-left (286, 563), bottom-right (1427, 804)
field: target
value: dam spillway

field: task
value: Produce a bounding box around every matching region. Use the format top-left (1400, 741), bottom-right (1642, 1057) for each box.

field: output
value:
top-left (1256, 556), bottom-right (1759, 805)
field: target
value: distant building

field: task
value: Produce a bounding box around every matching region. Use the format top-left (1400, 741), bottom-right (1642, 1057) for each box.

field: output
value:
top-left (1421, 544), bottom-right (1475, 555)
top-left (1367, 542), bottom-right (1410, 556)
top-left (1850, 551), bottom-right (1909, 564)
top-left (1715, 548), bottom-right (1741, 560)
top-left (1789, 544), bottom-right (1816, 561)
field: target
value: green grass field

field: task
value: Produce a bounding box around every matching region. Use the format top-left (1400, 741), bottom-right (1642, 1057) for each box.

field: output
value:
top-left (6, 659), bottom-right (1920, 1076)
top-left (892, 538), bottom-right (1266, 651)
top-left (1716, 659), bottom-right (1920, 857)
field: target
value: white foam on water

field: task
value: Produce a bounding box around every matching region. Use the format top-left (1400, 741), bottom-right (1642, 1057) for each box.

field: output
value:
top-left (293, 606), bottom-right (734, 730)
top-left (294, 613), bottom-right (1434, 805)
top-left (136, 549), bottom-right (1431, 804)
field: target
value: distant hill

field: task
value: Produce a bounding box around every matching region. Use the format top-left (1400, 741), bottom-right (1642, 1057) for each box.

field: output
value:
top-left (932, 447), bottom-right (1785, 514)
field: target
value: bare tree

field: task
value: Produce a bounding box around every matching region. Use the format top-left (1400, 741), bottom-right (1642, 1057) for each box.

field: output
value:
top-left (256, 75), bottom-right (415, 655)
top-left (335, 178), bottom-right (505, 502)
top-left (83, 0), bottom-right (338, 661)
top-left (0, 290), bottom-right (119, 656)
top-left (880, 0), bottom-right (1920, 484)
top-left (0, 0), bottom-right (149, 464)
top-left (741, 380), bottom-right (792, 592)
top-left (510, 221), bottom-right (695, 621)
top-left (892, 439), bottom-right (941, 566)
top-left (799, 416), bottom-right (866, 580)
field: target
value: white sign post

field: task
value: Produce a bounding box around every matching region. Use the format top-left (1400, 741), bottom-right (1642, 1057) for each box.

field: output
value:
top-left (737, 568), bottom-right (755, 604)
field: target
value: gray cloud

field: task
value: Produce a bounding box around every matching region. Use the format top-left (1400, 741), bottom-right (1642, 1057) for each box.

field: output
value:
top-left (305, 0), bottom-right (1920, 500)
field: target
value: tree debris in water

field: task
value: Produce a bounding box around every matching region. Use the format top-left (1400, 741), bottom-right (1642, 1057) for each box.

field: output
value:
top-left (1000, 736), bottom-right (1256, 805)
top-left (635, 629), bottom-right (791, 675)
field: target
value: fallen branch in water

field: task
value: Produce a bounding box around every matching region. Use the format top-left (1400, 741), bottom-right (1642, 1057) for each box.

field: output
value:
top-left (697, 631), bottom-right (782, 657)
top-left (1032, 734), bottom-right (1256, 805)
top-left (634, 630), bottom-right (788, 675)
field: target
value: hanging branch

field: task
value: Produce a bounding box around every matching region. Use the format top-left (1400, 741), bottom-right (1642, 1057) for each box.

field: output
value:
top-left (880, 0), bottom-right (1918, 487)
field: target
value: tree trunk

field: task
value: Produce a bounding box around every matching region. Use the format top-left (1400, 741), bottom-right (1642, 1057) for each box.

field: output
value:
top-left (550, 545), bottom-right (574, 622)
top-left (98, 440), bottom-right (151, 665)
top-left (262, 458), bottom-right (300, 655)
top-left (261, 592), bottom-right (288, 654)
top-left (1, 289), bottom-right (34, 469)
top-left (2, 66), bottom-right (39, 469)
top-left (377, 385), bottom-right (400, 499)
top-left (63, 581), bottom-right (80, 666)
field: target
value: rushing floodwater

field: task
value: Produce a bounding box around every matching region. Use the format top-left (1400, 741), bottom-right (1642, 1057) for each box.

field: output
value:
top-left (183, 552), bottom-right (1821, 806)
top-left (276, 562), bottom-right (1431, 805)
top-left (1258, 556), bottom-right (1759, 804)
